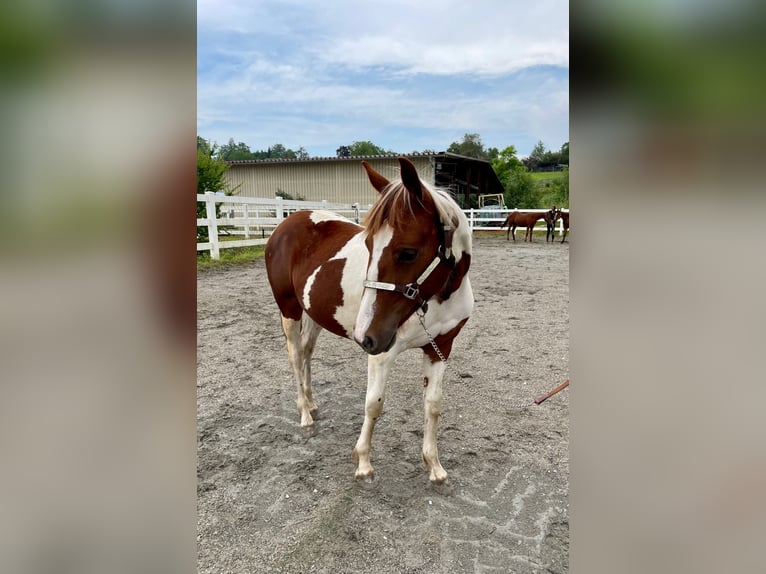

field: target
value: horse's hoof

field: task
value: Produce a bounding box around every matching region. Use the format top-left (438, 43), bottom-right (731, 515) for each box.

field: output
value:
top-left (430, 470), bottom-right (448, 484)
top-left (354, 468), bottom-right (375, 482)
top-left (299, 414), bottom-right (315, 428)
top-left (354, 466), bottom-right (375, 482)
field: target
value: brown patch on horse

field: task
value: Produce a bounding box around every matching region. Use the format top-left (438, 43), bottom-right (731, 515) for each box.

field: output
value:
top-left (437, 253), bottom-right (471, 303)
top-left (421, 318), bottom-right (470, 363)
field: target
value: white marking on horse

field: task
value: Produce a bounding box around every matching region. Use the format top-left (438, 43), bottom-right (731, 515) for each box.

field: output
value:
top-left (302, 266), bottom-right (321, 311)
top-left (330, 232), bottom-right (368, 337)
top-left (309, 210), bottom-right (349, 224)
top-left (353, 224), bottom-right (394, 343)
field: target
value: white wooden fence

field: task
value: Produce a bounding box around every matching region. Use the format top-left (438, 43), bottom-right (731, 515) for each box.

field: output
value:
top-left (197, 193), bottom-right (567, 259)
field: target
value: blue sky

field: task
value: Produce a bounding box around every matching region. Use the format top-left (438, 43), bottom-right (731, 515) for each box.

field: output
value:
top-left (198, 0), bottom-right (568, 158)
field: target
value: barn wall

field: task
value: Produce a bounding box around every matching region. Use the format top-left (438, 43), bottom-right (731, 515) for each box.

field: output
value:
top-left (224, 156), bottom-right (435, 206)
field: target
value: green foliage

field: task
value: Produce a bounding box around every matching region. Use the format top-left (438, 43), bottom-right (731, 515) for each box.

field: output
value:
top-left (504, 170), bottom-right (539, 209)
top-left (197, 137), bottom-right (232, 241)
top-left (447, 133), bottom-right (489, 159)
top-left (216, 138), bottom-right (308, 161)
top-left (490, 145), bottom-right (538, 208)
top-left (197, 245), bottom-right (265, 270)
top-left (275, 188), bottom-right (305, 201)
top-left (337, 141), bottom-right (395, 157)
top-left (523, 140), bottom-right (569, 172)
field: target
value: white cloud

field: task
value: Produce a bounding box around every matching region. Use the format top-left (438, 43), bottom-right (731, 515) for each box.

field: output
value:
top-left (197, 0), bottom-right (568, 156)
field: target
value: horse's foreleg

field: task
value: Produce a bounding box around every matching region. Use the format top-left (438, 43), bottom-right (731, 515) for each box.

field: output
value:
top-left (281, 315), bottom-right (315, 427)
top-left (421, 356), bottom-right (448, 483)
top-left (352, 353), bottom-right (393, 480)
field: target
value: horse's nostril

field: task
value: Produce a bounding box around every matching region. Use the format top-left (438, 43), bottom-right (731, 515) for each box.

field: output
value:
top-left (361, 336), bottom-right (376, 352)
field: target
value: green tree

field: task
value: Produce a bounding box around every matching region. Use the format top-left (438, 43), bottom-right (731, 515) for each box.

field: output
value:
top-left (447, 133), bottom-right (488, 159)
top-left (505, 170), bottom-right (539, 208)
top-left (530, 140), bottom-right (547, 162)
top-left (346, 141), bottom-right (393, 156)
top-left (218, 138), bottom-right (257, 160)
top-left (491, 145), bottom-right (539, 208)
top-left (197, 137), bottom-right (232, 241)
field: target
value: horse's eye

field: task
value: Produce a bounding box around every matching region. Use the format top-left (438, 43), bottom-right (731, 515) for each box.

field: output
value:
top-left (397, 248), bottom-right (418, 263)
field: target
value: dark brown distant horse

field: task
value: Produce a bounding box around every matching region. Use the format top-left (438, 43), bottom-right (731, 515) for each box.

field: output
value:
top-left (546, 208), bottom-right (562, 243)
top-left (500, 210), bottom-right (555, 242)
top-left (559, 211), bottom-right (569, 243)
top-left (265, 157), bottom-right (473, 484)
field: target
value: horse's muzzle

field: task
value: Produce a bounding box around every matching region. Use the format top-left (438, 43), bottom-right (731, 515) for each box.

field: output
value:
top-left (356, 332), bottom-right (396, 355)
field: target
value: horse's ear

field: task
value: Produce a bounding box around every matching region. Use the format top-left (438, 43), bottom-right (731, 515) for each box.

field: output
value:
top-left (398, 157), bottom-right (424, 200)
top-left (361, 161), bottom-right (390, 194)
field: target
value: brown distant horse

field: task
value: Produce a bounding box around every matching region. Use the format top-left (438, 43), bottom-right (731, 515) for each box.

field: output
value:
top-left (500, 210), bottom-right (555, 242)
top-left (559, 211), bottom-right (569, 243)
top-left (265, 157), bottom-right (473, 484)
top-left (546, 208), bottom-right (562, 243)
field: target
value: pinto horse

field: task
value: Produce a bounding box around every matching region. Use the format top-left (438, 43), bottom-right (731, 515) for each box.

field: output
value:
top-left (500, 210), bottom-right (554, 242)
top-left (265, 157), bottom-right (473, 483)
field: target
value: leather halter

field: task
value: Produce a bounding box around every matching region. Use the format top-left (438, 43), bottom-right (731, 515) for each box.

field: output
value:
top-left (363, 221), bottom-right (455, 312)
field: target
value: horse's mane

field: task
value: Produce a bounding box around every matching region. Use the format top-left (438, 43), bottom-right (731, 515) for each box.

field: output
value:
top-left (363, 178), bottom-right (472, 260)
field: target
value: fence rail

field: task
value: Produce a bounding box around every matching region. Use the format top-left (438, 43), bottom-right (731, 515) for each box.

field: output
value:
top-left (197, 193), bottom-right (567, 259)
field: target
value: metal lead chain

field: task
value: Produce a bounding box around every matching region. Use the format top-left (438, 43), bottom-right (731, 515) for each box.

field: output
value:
top-left (416, 310), bottom-right (464, 383)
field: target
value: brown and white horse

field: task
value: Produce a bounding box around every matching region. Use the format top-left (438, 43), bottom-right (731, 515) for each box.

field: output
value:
top-left (265, 157), bottom-right (473, 483)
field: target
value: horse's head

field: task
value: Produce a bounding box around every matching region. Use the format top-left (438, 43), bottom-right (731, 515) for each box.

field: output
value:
top-left (353, 157), bottom-right (461, 355)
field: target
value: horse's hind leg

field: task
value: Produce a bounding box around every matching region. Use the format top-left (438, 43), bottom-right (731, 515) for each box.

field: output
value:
top-left (281, 314), bottom-right (321, 427)
top-left (300, 315), bottom-right (322, 417)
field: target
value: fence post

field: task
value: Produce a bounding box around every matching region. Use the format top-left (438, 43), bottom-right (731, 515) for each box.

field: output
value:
top-left (205, 191), bottom-right (220, 260)
top-left (275, 196), bottom-right (284, 222)
top-left (558, 213), bottom-right (564, 235)
top-left (243, 203), bottom-right (250, 239)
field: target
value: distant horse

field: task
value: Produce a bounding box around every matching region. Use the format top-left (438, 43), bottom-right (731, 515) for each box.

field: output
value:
top-left (559, 211), bottom-right (569, 243)
top-left (546, 208), bottom-right (562, 243)
top-left (265, 157), bottom-right (473, 484)
top-left (500, 210), bottom-right (555, 242)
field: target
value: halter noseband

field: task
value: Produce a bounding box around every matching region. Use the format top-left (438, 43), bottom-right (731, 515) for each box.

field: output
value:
top-left (363, 222), bottom-right (455, 312)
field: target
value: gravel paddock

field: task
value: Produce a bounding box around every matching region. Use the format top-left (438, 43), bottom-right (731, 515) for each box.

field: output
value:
top-left (198, 235), bottom-right (569, 573)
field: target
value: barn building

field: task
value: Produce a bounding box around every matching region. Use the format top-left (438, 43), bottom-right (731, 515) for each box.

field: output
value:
top-left (223, 152), bottom-right (504, 208)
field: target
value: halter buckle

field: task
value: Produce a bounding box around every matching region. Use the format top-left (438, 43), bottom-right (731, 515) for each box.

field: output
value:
top-left (402, 284), bottom-right (420, 300)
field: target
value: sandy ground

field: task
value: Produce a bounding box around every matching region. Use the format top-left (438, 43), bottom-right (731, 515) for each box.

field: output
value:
top-left (197, 234), bottom-right (569, 573)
